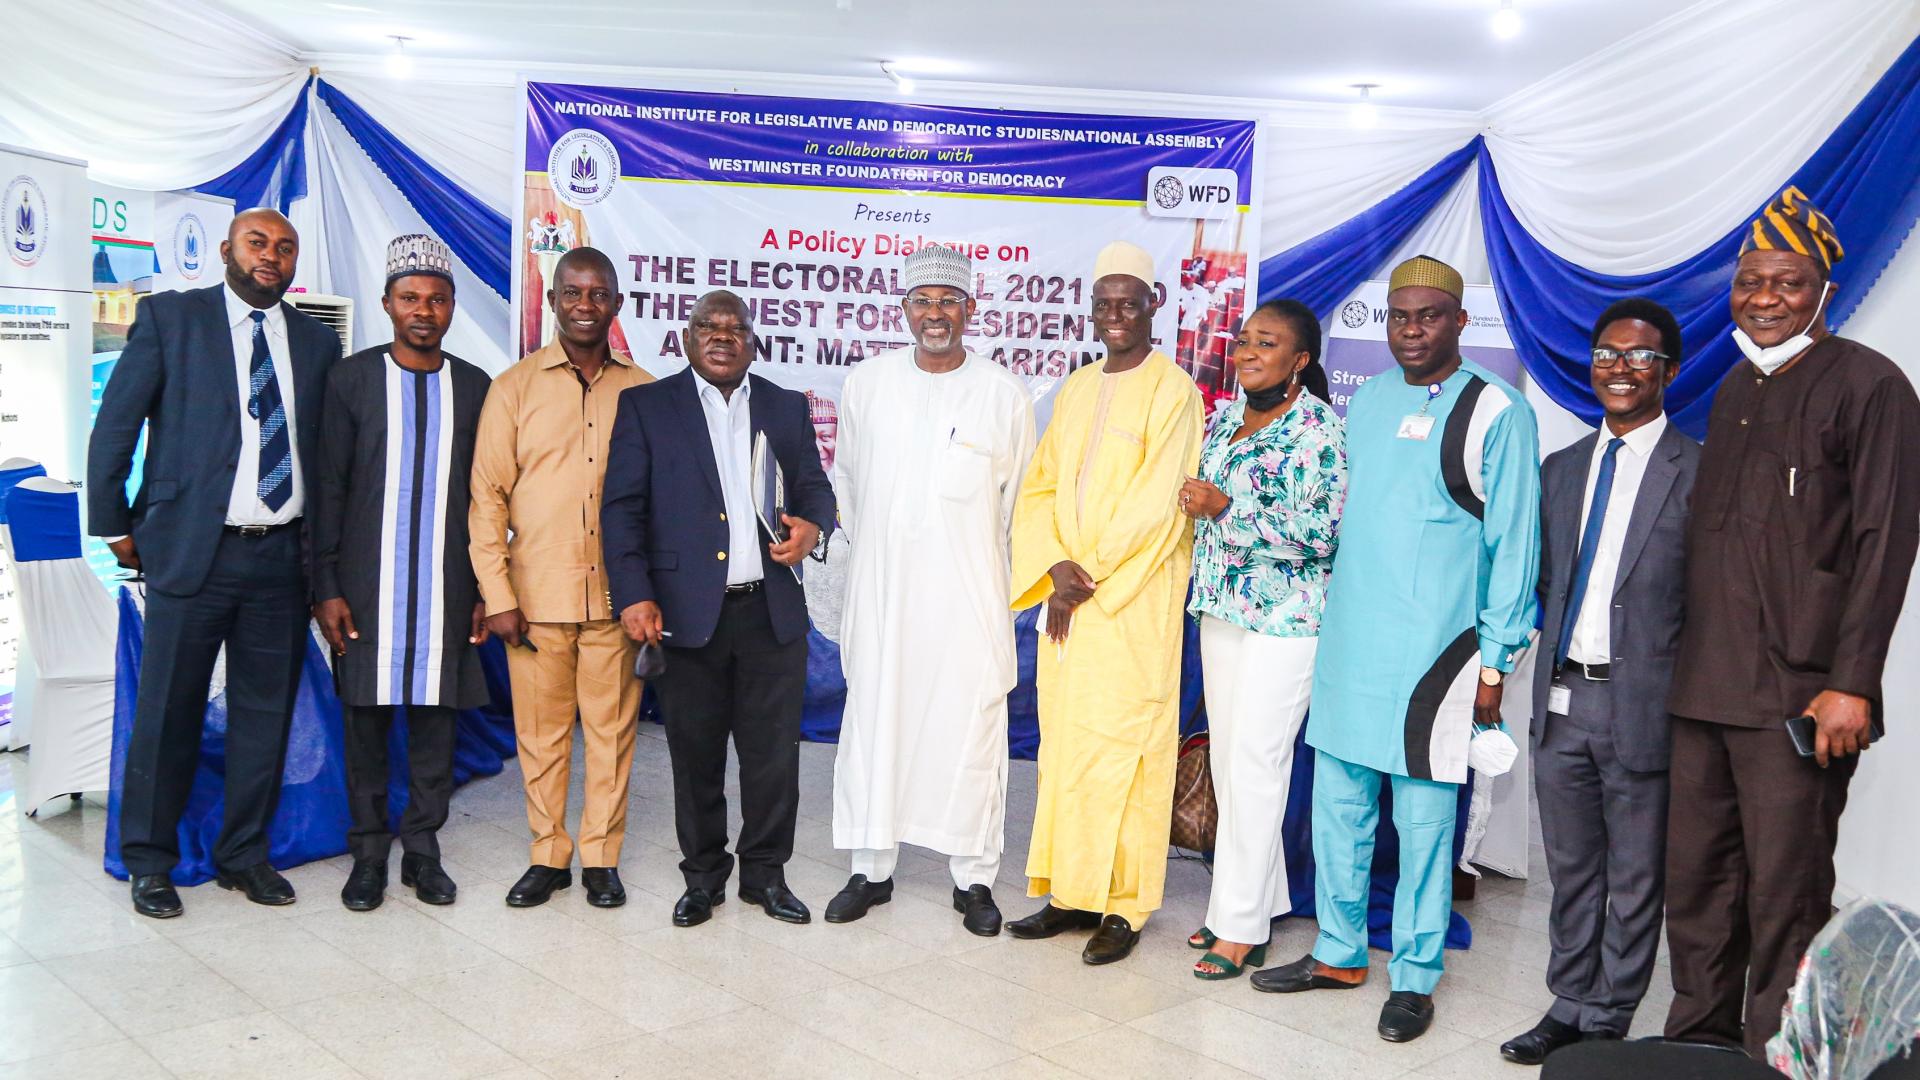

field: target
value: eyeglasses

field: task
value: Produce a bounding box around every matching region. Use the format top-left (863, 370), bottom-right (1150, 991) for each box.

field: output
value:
top-left (905, 296), bottom-right (967, 313)
top-left (1590, 348), bottom-right (1668, 371)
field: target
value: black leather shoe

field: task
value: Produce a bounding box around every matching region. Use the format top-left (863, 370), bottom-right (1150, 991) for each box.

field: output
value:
top-left (1082, 915), bottom-right (1140, 965)
top-left (505, 865), bottom-right (571, 907)
top-left (401, 853), bottom-right (457, 905)
top-left (739, 882), bottom-right (811, 924)
top-left (583, 867), bottom-right (626, 908)
top-left (1499, 1016), bottom-right (1583, 1065)
top-left (672, 886), bottom-right (724, 927)
top-left (130, 874), bottom-right (183, 919)
top-left (825, 875), bottom-right (892, 923)
top-left (1006, 903), bottom-right (1102, 940)
top-left (340, 859), bottom-right (387, 912)
top-left (216, 862), bottom-right (296, 906)
top-left (952, 885), bottom-right (1002, 937)
top-left (1378, 991), bottom-right (1436, 1043)
top-left (1250, 953), bottom-right (1367, 994)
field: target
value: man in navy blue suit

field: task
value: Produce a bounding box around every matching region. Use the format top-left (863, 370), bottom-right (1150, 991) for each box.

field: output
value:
top-left (87, 208), bottom-right (342, 919)
top-left (601, 289), bottom-right (836, 928)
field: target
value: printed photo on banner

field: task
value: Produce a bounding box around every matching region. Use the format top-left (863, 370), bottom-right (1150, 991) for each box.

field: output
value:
top-left (1322, 280), bottom-right (1519, 417)
top-left (514, 82), bottom-right (1262, 429)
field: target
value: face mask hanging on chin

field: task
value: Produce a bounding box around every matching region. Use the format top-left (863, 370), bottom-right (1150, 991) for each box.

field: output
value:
top-left (1733, 280), bottom-right (1833, 376)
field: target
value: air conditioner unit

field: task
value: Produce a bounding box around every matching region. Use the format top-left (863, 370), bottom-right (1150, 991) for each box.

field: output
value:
top-left (289, 293), bottom-right (353, 355)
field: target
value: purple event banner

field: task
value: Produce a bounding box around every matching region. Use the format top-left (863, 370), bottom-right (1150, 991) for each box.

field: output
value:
top-left (525, 82), bottom-right (1256, 205)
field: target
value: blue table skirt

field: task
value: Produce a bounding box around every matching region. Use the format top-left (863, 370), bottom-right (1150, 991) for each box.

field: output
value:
top-left (103, 588), bottom-right (516, 885)
top-left (104, 589), bottom-right (1471, 950)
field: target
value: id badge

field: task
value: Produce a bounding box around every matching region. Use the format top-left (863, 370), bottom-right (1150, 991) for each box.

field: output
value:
top-left (1397, 414), bottom-right (1436, 441)
top-left (1548, 682), bottom-right (1571, 715)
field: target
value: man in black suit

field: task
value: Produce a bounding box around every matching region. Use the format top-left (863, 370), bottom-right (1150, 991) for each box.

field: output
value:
top-left (1500, 298), bottom-right (1701, 1064)
top-left (87, 208), bottom-right (342, 918)
top-left (601, 289), bottom-right (835, 927)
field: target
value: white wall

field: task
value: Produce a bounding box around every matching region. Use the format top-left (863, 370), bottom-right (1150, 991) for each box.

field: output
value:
top-left (1831, 236), bottom-right (1920, 910)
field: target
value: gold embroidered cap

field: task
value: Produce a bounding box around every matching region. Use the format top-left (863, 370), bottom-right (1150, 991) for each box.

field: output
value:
top-left (1387, 255), bottom-right (1463, 302)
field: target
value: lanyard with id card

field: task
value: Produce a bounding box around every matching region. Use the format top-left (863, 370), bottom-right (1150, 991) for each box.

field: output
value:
top-left (1397, 383), bottom-right (1445, 441)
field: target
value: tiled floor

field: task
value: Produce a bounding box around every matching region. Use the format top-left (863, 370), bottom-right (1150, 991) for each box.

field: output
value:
top-left (0, 726), bottom-right (1674, 1079)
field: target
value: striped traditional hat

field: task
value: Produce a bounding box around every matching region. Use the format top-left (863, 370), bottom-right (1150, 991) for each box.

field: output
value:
top-left (386, 233), bottom-right (455, 288)
top-left (1387, 255), bottom-right (1463, 302)
top-left (1740, 185), bottom-right (1844, 272)
top-left (902, 244), bottom-right (972, 295)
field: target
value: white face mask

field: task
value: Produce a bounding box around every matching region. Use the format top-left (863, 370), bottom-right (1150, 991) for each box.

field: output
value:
top-left (1733, 280), bottom-right (1832, 375)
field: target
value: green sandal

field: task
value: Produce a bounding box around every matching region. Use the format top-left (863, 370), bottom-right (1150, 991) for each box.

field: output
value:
top-left (1193, 942), bottom-right (1268, 980)
top-left (1188, 927), bottom-right (1216, 950)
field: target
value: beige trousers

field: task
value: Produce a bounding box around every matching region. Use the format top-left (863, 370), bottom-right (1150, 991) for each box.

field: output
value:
top-left (506, 620), bottom-right (640, 867)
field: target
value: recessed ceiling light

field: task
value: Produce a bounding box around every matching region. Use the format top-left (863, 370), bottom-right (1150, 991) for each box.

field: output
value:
top-left (1350, 84), bottom-right (1379, 130)
top-left (1492, 0), bottom-right (1521, 40)
top-left (386, 35), bottom-right (413, 79)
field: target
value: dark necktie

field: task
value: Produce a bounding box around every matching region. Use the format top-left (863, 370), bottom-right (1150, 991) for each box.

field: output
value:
top-left (248, 310), bottom-right (292, 512)
top-left (1556, 436), bottom-right (1624, 667)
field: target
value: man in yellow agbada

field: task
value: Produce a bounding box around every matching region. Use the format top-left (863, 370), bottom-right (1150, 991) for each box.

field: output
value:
top-left (1006, 240), bottom-right (1204, 965)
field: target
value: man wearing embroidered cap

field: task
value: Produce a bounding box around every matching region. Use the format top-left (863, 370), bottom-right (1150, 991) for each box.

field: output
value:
top-left (823, 245), bottom-right (1036, 935)
top-left (311, 234), bottom-right (492, 911)
top-left (1664, 187), bottom-right (1920, 1056)
top-left (1251, 256), bottom-right (1540, 1043)
top-left (1005, 240), bottom-right (1203, 965)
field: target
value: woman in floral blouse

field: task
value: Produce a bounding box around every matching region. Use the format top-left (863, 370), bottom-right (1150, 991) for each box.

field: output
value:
top-left (1177, 298), bottom-right (1348, 980)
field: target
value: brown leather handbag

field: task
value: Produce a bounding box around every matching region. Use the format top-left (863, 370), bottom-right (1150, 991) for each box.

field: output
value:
top-left (1170, 730), bottom-right (1218, 854)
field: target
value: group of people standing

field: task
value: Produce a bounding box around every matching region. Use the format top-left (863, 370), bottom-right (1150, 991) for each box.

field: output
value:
top-left (85, 185), bottom-right (1914, 1067)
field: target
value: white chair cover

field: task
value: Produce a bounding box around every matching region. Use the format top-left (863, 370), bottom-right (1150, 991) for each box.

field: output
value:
top-left (6, 477), bottom-right (116, 814)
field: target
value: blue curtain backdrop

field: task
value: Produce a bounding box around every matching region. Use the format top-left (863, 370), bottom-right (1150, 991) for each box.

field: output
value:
top-left (1255, 138), bottom-right (1482, 314)
top-left (195, 77), bottom-right (312, 216)
top-left (1482, 34), bottom-right (1920, 437)
top-left (314, 80), bottom-right (512, 298)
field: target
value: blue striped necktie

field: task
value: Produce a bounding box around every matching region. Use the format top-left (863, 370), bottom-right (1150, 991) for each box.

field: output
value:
top-left (247, 310), bottom-right (292, 511)
top-left (1556, 436), bottom-right (1624, 666)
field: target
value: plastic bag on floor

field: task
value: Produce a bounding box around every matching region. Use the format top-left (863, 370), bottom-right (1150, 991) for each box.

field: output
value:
top-left (1768, 898), bottom-right (1920, 1080)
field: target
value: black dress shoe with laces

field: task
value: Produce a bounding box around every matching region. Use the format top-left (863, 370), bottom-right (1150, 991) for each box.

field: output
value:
top-left (672, 886), bottom-right (724, 927)
top-left (1499, 1015), bottom-right (1583, 1065)
top-left (1378, 991), bottom-right (1436, 1043)
top-left (341, 859), bottom-right (387, 911)
top-left (216, 862), bottom-right (296, 906)
top-left (1005, 903), bottom-right (1102, 940)
top-left (739, 882), bottom-right (811, 924)
top-left (131, 874), bottom-right (183, 919)
top-left (583, 867), bottom-right (626, 908)
top-left (505, 865), bottom-right (571, 907)
top-left (952, 885), bottom-right (1002, 937)
top-left (825, 875), bottom-right (892, 923)
top-left (401, 853), bottom-right (457, 905)
top-left (1081, 914), bottom-right (1140, 965)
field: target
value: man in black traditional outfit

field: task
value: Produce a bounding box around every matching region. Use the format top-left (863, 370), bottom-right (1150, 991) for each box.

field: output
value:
top-left (312, 234), bottom-right (494, 911)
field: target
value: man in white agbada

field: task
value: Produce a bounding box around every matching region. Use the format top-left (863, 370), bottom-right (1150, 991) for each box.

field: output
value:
top-left (825, 244), bottom-right (1037, 936)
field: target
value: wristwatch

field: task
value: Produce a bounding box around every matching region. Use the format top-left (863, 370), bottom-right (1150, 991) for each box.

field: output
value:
top-left (1479, 666), bottom-right (1503, 687)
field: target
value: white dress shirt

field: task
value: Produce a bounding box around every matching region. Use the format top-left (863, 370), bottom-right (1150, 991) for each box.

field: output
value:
top-left (223, 284), bottom-right (302, 526)
top-left (696, 373), bottom-right (763, 586)
top-left (1567, 413), bottom-right (1667, 665)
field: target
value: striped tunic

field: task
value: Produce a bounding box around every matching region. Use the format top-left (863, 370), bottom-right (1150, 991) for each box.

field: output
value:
top-left (311, 347), bottom-right (491, 708)
top-left (1306, 356), bottom-right (1540, 782)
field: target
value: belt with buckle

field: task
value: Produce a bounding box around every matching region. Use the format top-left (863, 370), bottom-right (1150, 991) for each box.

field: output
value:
top-left (223, 520), bottom-right (300, 538)
top-left (724, 580), bottom-right (763, 595)
top-left (1558, 660), bottom-right (1611, 682)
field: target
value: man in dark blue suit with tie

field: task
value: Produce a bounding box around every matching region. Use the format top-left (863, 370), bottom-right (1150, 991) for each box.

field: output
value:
top-left (87, 208), bottom-right (342, 919)
top-left (601, 289), bottom-right (836, 928)
top-left (1500, 299), bottom-right (1700, 1065)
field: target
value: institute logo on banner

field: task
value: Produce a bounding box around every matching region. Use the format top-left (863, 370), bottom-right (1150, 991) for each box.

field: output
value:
top-left (547, 129), bottom-right (620, 209)
top-left (1144, 166), bottom-right (1238, 219)
top-left (1340, 299), bottom-right (1371, 329)
top-left (5, 174), bottom-right (47, 268)
top-left (173, 212), bottom-right (208, 281)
